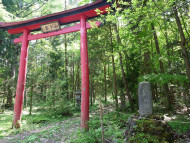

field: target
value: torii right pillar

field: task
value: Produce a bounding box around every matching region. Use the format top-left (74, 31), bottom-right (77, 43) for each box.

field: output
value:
top-left (80, 15), bottom-right (89, 130)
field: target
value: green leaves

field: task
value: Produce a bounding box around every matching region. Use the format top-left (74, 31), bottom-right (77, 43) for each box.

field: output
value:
top-left (139, 73), bottom-right (188, 85)
top-left (95, 8), bottom-right (104, 15)
top-left (89, 21), bottom-right (98, 29)
top-left (0, 0), bottom-right (14, 21)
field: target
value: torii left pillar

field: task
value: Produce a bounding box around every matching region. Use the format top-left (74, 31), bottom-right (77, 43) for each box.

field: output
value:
top-left (80, 16), bottom-right (89, 130)
top-left (13, 29), bottom-right (30, 128)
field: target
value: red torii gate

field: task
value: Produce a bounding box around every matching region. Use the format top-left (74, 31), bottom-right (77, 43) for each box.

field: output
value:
top-left (0, 0), bottom-right (112, 129)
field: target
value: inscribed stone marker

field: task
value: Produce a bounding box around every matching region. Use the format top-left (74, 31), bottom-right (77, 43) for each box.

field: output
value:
top-left (138, 82), bottom-right (153, 116)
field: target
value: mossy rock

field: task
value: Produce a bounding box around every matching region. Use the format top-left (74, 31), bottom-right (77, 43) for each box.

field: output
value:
top-left (154, 126), bottom-right (165, 133)
top-left (126, 115), bottom-right (176, 143)
top-left (149, 114), bottom-right (164, 120)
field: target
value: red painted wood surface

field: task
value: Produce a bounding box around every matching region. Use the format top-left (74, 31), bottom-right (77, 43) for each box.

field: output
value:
top-left (80, 16), bottom-right (89, 130)
top-left (6, 5), bottom-right (109, 34)
top-left (13, 29), bottom-right (30, 127)
top-left (14, 22), bottom-right (102, 43)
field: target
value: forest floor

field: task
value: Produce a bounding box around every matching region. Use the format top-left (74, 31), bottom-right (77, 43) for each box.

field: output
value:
top-left (0, 104), bottom-right (190, 143)
top-left (0, 106), bottom-right (82, 143)
top-left (0, 117), bottom-right (80, 143)
top-left (0, 104), bottom-right (114, 143)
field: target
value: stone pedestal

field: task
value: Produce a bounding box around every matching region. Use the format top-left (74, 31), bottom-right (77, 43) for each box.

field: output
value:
top-left (138, 82), bottom-right (153, 116)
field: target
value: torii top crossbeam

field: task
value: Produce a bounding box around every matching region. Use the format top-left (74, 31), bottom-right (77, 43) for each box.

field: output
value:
top-left (0, 0), bottom-right (113, 130)
top-left (0, 0), bottom-right (111, 34)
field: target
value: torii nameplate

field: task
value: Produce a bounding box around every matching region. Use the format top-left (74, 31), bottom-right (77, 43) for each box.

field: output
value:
top-left (41, 21), bottom-right (60, 33)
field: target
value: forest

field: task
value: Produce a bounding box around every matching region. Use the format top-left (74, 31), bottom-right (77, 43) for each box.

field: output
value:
top-left (0, 0), bottom-right (190, 142)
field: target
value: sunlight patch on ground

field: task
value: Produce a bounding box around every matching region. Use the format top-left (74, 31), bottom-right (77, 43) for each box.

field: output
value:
top-left (164, 114), bottom-right (176, 121)
top-left (177, 107), bottom-right (190, 114)
top-left (22, 110), bottom-right (29, 115)
top-left (2, 110), bottom-right (13, 115)
top-left (21, 120), bottom-right (27, 126)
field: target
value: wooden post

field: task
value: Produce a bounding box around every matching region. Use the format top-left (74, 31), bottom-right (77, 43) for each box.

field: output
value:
top-left (13, 29), bottom-right (30, 128)
top-left (80, 15), bottom-right (89, 130)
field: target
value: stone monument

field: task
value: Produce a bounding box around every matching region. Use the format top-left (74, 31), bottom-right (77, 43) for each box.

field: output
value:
top-left (74, 91), bottom-right (81, 107)
top-left (138, 82), bottom-right (153, 116)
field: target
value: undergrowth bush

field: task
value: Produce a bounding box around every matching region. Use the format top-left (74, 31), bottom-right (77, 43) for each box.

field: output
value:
top-left (45, 98), bottom-right (77, 118)
top-left (71, 111), bottom-right (131, 143)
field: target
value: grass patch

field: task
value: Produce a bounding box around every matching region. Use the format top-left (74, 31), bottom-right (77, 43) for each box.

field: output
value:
top-left (167, 113), bottom-right (190, 134)
top-left (71, 110), bottom-right (132, 143)
top-left (0, 103), bottom-right (100, 140)
top-left (9, 117), bottom-right (80, 143)
top-left (168, 121), bottom-right (190, 134)
top-left (0, 105), bottom-right (76, 139)
top-left (0, 111), bottom-right (13, 138)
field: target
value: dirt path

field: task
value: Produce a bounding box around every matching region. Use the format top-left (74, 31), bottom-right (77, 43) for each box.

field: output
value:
top-left (0, 117), bottom-right (80, 143)
top-left (0, 105), bottom-right (114, 143)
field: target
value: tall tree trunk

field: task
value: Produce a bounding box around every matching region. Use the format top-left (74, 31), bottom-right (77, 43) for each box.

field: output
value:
top-left (180, 13), bottom-right (190, 42)
top-left (103, 64), bottom-right (107, 102)
top-left (24, 90), bottom-right (27, 108)
top-left (64, 34), bottom-right (69, 98)
top-left (44, 85), bottom-right (47, 101)
top-left (151, 24), bottom-right (172, 111)
top-left (110, 26), bottom-right (118, 109)
top-left (29, 85), bottom-right (33, 115)
top-left (40, 84), bottom-right (44, 99)
top-left (152, 24), bottom-right (165, 73)
top-left (119, 52), bottom-right (134, 111)
top-left (52, 88), bottom-right (56, 106)
top-left (72, 54), bottom-right (75, 98)
top-left (144, 50), bottom-right (151, 74)
top-left (173, 3), bottom-right (190, 88)
top-left (90, 78), bottom-right (93, 106)
top-left (120, 90), bottom-right (126, 111)
top-left (6, 64), bottom-right (15, 108)
top-left (165, 31), bottom-right (171, 67)
top-left (3, 83), bottom-right (6, 111)
top-left (145, 45), bottom-right (157, 102)
top-left (154, 83), bottom-right (158, 101)
top-left (76, 61), bottom-right (80, 91)
top-left (92, 82), bottom-right (96, 103)
top-left (114, 24), bottom-right (133, 110)
top-left (7, 83), bottom-right (12, 108)
top-left (184, 85), bottom-right (190, 113)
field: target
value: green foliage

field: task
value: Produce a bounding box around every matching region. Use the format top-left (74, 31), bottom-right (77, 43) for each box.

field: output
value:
top-left (139, 73), bottom-right (188, 85)
top-left (0, 0), bottom-right (14, 21)
top-left (167, 114), bottom-right (190, 134)
top-left (71, 111), bottom-right (131, 143)
top-left (22, 134), bottom-right (40, 143)
top-left (49, 99), bottom-right (74, 117)
top-left (78, 0), bottom-right (94, 6)
top-left (128, 118), bottom-right (174, 143)
top-left (129, 133), bottom-right (159, 143)
top-left (26, 115), bottom-right (50, 124)
top-left (168, 121), bottom-right (190, 134)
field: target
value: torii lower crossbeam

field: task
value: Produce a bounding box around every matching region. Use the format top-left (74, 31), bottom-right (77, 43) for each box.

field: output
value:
top-left (14, 22), bottom-right (101, 44)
